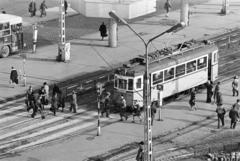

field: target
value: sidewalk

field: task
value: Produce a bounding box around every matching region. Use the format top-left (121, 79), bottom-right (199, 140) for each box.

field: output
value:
top-left (1, 0), bottom-right (240, 102)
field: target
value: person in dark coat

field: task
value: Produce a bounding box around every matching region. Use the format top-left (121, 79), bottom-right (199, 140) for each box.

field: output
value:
top-left (151, 101), bottom-right (158, 126)
top-left (213, 81), bottom-right (221, 101)
top-left (64, 0), bottom-right (68, 14)
top-left (119, 95), bottom-right (128, 121)
top-left (99, 22), bottom-right (108, 40)
top-left (189, 88), bottom-right (197, 110)
top-left (50, 92), bottom-right (58, 116)
top-left (215, 91), bottom-right (223, 108)
top-left (10, 66), bottom-right (18, 87)
top-left (70, 90), bottom-right (77, 113)
top-left (216, 105), bottom-right (226, 128)
top-left (40, 0), bottom-right (47, 17)
top-left (52, 83), bottom-right (60, 97)
top-left (206, 80), bottom-right (213, 103)
top-left (136, 141), bottom-right (144, 161)
top-left (57, 90), bottom-right (65, 112)
top-left (164, 0), bottom-right (172, 17)
top-left (232, 75), bottom-right (239, 96)
top-left (229, 104), bottom-right (239, 129)
top-left (101, 92), bottom-right (111, 117)
top-left (28, 0), bottom-right (36, 17)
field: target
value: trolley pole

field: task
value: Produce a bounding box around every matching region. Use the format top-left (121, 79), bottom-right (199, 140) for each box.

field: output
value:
top-left (32, 23), bottom-right (38, 53)
top-left (109, 11), bottom-right (185, 161)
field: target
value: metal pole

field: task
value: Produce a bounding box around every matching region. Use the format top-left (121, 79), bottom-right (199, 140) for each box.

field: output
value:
top-left (158, 90), bottom-right (163, 121)
top-left (97, 95), bottom-right (101, 136)
top-left (23, 59), bottom-right (26, 87)
top-left (32, 23), bottom-right (38, 53)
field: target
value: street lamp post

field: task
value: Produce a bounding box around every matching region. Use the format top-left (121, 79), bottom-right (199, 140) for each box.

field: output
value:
top-left (109, 10), bottom-right (185, 161)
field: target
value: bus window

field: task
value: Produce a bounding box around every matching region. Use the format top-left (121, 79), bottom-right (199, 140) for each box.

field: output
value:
top-left (128, 79), bottom-right (133, 90)
top-left (153, 71), bottom-right (163, 85)
top-left (114, 76), bottom-right (118, 88)
top-left (176, 64), bottom-right (185, 77)
top-left (197, 56), bottom-right (207, 69)
top-left (187, 60), bottom-right (196, 73)
top-left (119, 79), bottom-right (127, 89)
top-left (164, 67), bottom-right (174, 81)
top-left (136, 78), bottom-right (142, 89)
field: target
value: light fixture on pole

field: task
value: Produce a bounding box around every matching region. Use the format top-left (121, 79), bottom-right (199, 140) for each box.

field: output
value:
top-left (109, 10), bottom-right (185, 161)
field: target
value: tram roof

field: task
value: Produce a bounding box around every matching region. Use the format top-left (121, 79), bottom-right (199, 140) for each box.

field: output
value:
top-left (120, 43), bottom-right (218, 76)
top-left (0, 14), bottom-right (22, 25)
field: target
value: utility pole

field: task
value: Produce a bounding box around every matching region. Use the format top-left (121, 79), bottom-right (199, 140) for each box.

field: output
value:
top-left (180, 0), bottom-right (189, 26)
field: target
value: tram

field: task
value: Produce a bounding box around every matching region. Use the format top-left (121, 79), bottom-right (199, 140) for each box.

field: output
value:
top-left (113, 39), bottom-right (219, 107)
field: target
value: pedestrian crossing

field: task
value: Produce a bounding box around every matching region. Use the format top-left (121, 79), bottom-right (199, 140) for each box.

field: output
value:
top-left (0, 98), bottom-right (116, 155)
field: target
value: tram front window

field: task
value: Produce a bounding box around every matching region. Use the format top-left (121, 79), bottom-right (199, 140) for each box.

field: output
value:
top-left (128, 79), bottom-right (133, 90)
top-left (119, 79), bottom-right (127, 89)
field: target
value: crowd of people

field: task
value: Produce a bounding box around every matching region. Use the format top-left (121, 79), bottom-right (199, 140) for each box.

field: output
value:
top-left (25, 83), bottom-right (78, 118)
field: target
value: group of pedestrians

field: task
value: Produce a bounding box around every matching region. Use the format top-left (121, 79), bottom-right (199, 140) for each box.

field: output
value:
top-left (25, 82), bottom-right (79, 118)
top-left (28, 0), bottom-right (68, 17)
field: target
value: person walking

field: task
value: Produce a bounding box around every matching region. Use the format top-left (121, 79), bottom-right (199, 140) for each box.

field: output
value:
top-left (99, 22), bottom-right (108, 40)
top-left (119, 95), bottom-right (128, 121)
top-left (70, 90), bottom-right (77, 113)
top-left (189, 88), bottom-right (197, 110)
top-left (164, 0), bottom-right (172, 17)
top-left (232, 75), bottom-right (239, 97)
top-left (28, 0), bottom-right (36, 17)
top-left (216, 105), bottom-right (226, 129)
top-left (38, 86), bottom-right (46, 108)
top-left (43, 82), bottom-right (49, 105)
top-left (25, 86), bottom-right (34, 111)
top-left (52, 83), bottom-right (60, 97)
top-left (136, 141), bottom-right (144, 161)
top-left (206, 80), bottom-right (213, 103)
top-left (40, 0), bottom-right (47, 17)
top-left (229, 104), bottom-right (239, 129)
top-left (232, 99), bottom-right (240, 112)
top-left (151, 101), bottom-right (158, 126)
top-left (213, 81), bottom-right (221, 102)
top-left (64, 0), bottom-right (68, 14)
top-left (57, 90), bottom-right (65, 112)
top-left (50, 92), bottom-right (58, 116)
top-left (101, 92), bottom-right (111, 117)
top-left (215, 91), bottom-right (223, 108)
top-left (10, 66), bottom-right (18, 88)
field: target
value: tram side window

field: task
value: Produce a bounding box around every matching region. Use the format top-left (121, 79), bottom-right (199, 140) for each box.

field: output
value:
top-left (153, 71), bottom-right (163, 85)
top-left (164, 67), bottom-right (174, 81)
top-left (187, 60), bottom-right (196, 73)
top-left (119, 79), bottom-right (127, 89)
top-left (176, 64), bottom-right (185, 77)
top-left (197, 56), bottom-right (207, 69)
top-left (136, 78), bottom-right (142, 89)
top-left (128, 79), bottom-right (133, 90)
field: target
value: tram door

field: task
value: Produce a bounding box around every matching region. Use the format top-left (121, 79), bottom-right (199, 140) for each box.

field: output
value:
top-left (208, 50), bottom-right (218, 82)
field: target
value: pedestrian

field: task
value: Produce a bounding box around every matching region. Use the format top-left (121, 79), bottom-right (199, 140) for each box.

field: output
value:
top-left (213, 81), bottom-right (221, 101)
top-left (31, 92), bottom-right (40, 118)
top-left (136, 141), bottom-right (144, 161)
top-left (189, 88), bottom-right (197, 110)
top-left (43, 82), bottom-right (49, 105)
top-left (70, 90), bottom-right (77, 113)
top-left (164, 0), bottom-right (172, 17)
top-left (216, 105), bottom-right (226, 129)
top-left (119, 95), bottom-right (128, 121)
top-left (101, 92), bottom-right (111, 117)
top-left (40, 0), bottom-right (47, 17)
top-left (215, 91), bottom-right (223, 108)
top-left (57, 90), bottom-right (65, 112)
top-left (50, 92), bottom-right (58, 116)
top-left (10, 66), bottom-right (18, 88)
top-left (206, 80), bottom-right (213, 103)
top-left (25, 86), bottom-right (34, 111)
top-left (38, 86), bottom-right (46, 107)
top-left (229, 104), bottom-right (239, 129)
top-left (64, 0), bottom-right (68, 14)
top-left (52, 83), bottom-right (60, 97)
top-left (28, 0), bottom-right (36, 17)
top-left (151, 101), bottom-right (158, 126)
top-left (99, 22), bottom-right (108, 40)
top-left (132, 100), bottom-right (142, 123)
top-left (232, 99), bottom-right (240, 112)
top-left (232, 75), bottom-right (239, 97)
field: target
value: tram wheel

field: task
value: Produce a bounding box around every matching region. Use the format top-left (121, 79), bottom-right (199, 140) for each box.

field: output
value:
top-left (0, 45), bottom-right (10, 58)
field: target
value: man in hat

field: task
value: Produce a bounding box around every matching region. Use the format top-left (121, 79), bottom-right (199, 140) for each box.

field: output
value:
top-left (232, 75), bottom-right (239, 96)
top-left (119, 94), bottom-right (128, 121)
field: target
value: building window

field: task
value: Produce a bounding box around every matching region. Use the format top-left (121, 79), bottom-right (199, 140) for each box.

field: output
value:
top-left (197, 56), bottom-right (207, 69)
top-left (153, 71), bottom-right (163, 85)
top-left (164, 67), bottom-right (174, 81)
top-left (176, 64), bottom-right (185, 77)
top-left (187, 60), bottom-right (196, 73)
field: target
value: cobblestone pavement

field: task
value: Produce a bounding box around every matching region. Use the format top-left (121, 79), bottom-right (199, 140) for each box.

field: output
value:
top-left (1, 0), bottom-right (208, 49)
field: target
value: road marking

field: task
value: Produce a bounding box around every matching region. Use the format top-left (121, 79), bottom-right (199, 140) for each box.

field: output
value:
top-left (0, 105), bottom-right (24, 116)
top-left (0, 98), bottom-right (25, 109)
top-left (10, 121), bottom-right (96, 152)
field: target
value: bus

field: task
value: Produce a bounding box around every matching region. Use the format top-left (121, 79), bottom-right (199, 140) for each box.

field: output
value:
top-left (113, 39), bottom-right (219, 107)
top-left (0, 13), bottom-right (23, 58)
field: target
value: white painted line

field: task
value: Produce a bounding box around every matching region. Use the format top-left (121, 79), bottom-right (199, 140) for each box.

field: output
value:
top-left (0, 97), bottom-right (25, 108)
top-left (231, 40), bottom-right (238, 43)
top-left (11, 121), bottom-right (96, 152)
top-left (67, 84), bottom-right (78, 89)
top-left (84, 80), bottom-right (93, 84)
top-left (0, 105), bottom-right (24, 116)
top-left (219, 43), bottom-right (226, 47)
top-left (98, 75), bottom-right (105, 79)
